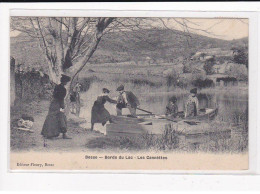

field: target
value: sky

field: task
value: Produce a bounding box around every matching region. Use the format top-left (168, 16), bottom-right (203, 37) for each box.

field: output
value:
top-left (160, 18), bottom-right (249, 40)
top-left (10, 18), bottom-right (249, 40)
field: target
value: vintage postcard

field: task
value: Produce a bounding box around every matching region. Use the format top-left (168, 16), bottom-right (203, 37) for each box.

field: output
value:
top-left (9, 15), bottom-right (249, 171)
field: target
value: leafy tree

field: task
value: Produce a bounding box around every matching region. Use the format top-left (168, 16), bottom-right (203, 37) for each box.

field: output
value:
top-left (183, 63), bottom-right (192, 73)
top-left (203, 57), bottom-right (215, 75)
top-left (232, 46), bottom-right (248, 68)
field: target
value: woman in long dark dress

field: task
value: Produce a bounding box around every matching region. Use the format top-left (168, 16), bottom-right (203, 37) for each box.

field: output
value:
top-left (91, 88), bottom-right (117, 131)
top-left (41, 74), bottom-right (72, 139)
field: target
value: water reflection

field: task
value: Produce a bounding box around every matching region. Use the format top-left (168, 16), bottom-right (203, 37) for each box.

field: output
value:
top-left (141, 91), bottom-right (248, 119)
top-left (80, 82), bottom-right (248, 125)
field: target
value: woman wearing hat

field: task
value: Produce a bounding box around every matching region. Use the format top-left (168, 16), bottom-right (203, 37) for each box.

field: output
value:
top-left (91, 88), bottom-right (117, 131)
top-left (185, 88), bottom-right (199, 118)
top-left (41, 74), bottom-right (72, 139)
top-left (165, 96), bottom-right (178, 118)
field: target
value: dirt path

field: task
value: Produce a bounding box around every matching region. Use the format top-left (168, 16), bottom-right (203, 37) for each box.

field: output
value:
top-left (11, 100), bottom-right (105, 152)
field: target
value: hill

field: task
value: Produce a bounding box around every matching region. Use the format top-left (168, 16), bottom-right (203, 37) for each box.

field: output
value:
top-left (10, 28), bottom-right (248, 71)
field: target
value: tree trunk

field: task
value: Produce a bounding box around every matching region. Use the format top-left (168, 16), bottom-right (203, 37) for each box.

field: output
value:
top-left (10, 57), bottom-right (16, 106)
top-left (46, 18), bottom-right (114, 117)
top-left (63, 29), bottom-right (104, 117)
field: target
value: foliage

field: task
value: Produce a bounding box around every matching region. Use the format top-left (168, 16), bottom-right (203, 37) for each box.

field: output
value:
top-left (79, 76), bottom-right (102, 92)
top-left (192, 78), bottom-right (214, 88)
top-left (166, 69), bottom-right (181, 87)
top-left (226, 64), bottom-right (248, 81)
top-left (183, 63), bottom-right (192, 73)
top-left (203, 57), bottom-right (215, 75)
top-left (177, 77), bottom-right (189, 89)
top-left (130, 78), bottom-right (159, 87)
top-left (15, 70), bottom-right (55, 102)
top-left (191, 71), bottom-right (206, 81)
top-left (232, 46), bottom-right (248, 68)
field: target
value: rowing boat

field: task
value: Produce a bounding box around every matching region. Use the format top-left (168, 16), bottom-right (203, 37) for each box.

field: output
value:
top-left (107, 107), bottom-right (218, 133)
top-left (158, 107), bottom-right (219, 122)
top-left (106, 107), bottom-right (231, 146)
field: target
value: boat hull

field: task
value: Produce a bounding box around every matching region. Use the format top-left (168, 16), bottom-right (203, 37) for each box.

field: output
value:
top-left (106, 108), bottom-right (231, 145)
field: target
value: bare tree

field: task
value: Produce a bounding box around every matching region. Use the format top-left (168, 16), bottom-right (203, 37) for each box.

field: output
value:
top-left (11, 17), bottom-right (114, 83)
top-left (11, 17), bottom-right (215, 109)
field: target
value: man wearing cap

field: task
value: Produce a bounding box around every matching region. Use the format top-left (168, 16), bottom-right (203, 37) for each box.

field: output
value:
top-left (185, 88), bottom-right (199, 118)
top-left (116, 85), bottom-right (140, 117)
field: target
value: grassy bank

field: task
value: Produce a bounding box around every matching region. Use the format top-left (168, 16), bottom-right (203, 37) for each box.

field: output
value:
top-left (10, 98), bottom-right (248, 153)
top-left (85, 123), bottom-right (248, 153)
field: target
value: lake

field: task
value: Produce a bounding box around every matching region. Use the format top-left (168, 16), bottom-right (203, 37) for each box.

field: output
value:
top-left (79, 81), bottom-right (248, 131)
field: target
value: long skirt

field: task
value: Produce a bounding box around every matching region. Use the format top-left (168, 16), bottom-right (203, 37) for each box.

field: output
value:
top-left (91, 101), bottom-right (111, 124)
top-left (41, 99), bottom-right (67, 138)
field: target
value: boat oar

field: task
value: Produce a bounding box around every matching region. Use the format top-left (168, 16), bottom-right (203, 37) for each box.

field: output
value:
top-left (137, 107), bottom-right (177, 123)
top-left (136, 107), bottom-right (154, 115)
top-left (137, 107), bottom-right (199, 125)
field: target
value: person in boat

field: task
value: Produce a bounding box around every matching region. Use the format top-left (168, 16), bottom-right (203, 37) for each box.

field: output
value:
top-left (185, 88), bottom-right (199, 118)
top-left (41, 74), bottom-right (72, 139)
top-left (116, 85), bottom-right (140, 118)
top-left (165, 96), bottom-right (178, 118)
top-left (70, 82), bottom-right (81, 116)
top-left (91, 88), bottom-right (117, 131)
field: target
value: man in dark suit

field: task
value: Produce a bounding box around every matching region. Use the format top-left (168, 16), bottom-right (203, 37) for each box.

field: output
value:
top-left (116, 85), bottom-right (140, 117)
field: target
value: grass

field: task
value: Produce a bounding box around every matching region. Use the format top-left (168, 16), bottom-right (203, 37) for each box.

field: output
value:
top-left (198, 124), bottom-right (248, 153)
top-left (10, 99), bottom-right (46, 150)
top-left (86, 136), bottom-right (141, 150)
top-left (85, 132), bottom-right (180, 151)
top-left (84, 122), bottom-right (248, 153)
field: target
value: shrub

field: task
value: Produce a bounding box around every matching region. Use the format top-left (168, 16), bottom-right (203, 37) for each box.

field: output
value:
top-left (15, 70), bottom-right (55, 101)
top-left (203, 63), bottom-right (214, 75)
top-left (176, 77), bottom-right (189, 89)
top-left (192, 78), bottom-right (214, 88)
top-left (226, 64), bottom-right (248, 81)
top-left (183, 63), bottom-right (192, 73)
top-left (79, 76), bottom-right (101, 92)
top-left (232, 46), bottom-right (248, 68)
top-left (166, 69), bottom-right (181, 87)
top-left (191, 71), bottom-right (206, 81)
top-left (130, 78), bottom-right (158, 87)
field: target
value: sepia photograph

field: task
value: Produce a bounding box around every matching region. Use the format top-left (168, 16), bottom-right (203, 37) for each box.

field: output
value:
top-left (9, 16), bottom-right (249, 170)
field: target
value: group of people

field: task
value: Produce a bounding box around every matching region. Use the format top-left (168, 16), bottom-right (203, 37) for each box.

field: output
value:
top-left (41, 74), bottom-right (199, 140)
top-left (165, 87), bottom-right (199, 118)
top-left (90, 84), bottom-right (140, 131)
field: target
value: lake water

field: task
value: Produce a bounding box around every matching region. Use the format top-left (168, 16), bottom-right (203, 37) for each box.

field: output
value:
top-left (79, 81), bottom-right (248, 132)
